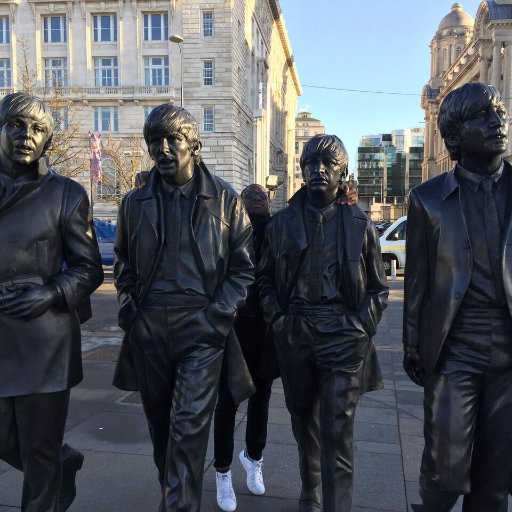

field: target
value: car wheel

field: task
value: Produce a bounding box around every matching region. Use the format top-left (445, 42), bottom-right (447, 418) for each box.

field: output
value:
top-left (382, 256), bottom-right (394, 276)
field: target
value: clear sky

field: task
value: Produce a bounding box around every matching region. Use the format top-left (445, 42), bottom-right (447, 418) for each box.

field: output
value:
top-left (279, 0), bottom-right (483, 173)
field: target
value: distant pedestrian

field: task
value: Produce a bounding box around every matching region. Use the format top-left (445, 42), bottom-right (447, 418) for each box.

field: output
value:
top-left (213, 184), bottom-right (274, 512)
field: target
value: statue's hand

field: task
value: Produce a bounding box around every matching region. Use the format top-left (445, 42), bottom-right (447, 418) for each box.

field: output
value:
top-left (403, 351), bottom-right (425, 387)
top-left (0, 283), bottom-right (58, 320)
top-left (337, 184), bottom-right (358, 206)
top-left (134, 171), bottom-right (150, 189)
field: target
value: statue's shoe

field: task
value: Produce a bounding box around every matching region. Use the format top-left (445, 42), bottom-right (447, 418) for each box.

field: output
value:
top-left (58, 444), bottom-right (84, 512)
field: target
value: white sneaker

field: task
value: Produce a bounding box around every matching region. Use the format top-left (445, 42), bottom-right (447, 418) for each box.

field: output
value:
top-left (239, 449), bottom-right (265, 495)
top-left (216, 470), bottom-right (237, 512)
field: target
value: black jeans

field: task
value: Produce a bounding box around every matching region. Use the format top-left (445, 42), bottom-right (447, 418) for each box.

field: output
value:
top-left (0, 389), bottom-right (70, 512)
top-left (214, 316), bottom-right (273, 469)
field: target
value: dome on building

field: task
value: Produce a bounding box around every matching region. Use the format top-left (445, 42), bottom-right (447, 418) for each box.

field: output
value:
top-left (438, 3), bottom-right (474, 31)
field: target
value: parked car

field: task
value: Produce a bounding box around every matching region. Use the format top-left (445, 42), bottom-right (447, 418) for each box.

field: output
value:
top-left (379, 216), bottom-right (407, 276)
top-left (93, 219), bottom-right (116, 266)
top-left (375, 221), bottom-right (392, 234)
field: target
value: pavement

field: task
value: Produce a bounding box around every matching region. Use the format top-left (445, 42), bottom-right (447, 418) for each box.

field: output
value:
top-left (0, 275), bottom-right (510, 512)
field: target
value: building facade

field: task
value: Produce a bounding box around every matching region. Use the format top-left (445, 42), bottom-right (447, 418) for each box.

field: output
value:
top-left (357, 128), bottom-right (424, 219)
top-left (422, 1), bottom-right (512, 179)
top-left (0, 0), bottom-right (300, 215)
top-left (292, 110), bottom-right (325, 193)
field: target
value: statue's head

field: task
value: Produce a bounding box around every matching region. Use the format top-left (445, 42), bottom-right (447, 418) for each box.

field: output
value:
top-left (0, 92), bottom-right (54, 164)
top-left (300, 134), bottom-right (349, 199)
top-left (143, 104), bottom-right (203, 185)
top-left (438, 82), bottom-right (508, 162)
top-left (143, 104), bottom-right (201, 163)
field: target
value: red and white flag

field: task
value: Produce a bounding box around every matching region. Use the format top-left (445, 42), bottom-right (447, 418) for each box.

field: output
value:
top-left (90, 132), bottom-right (102, 183)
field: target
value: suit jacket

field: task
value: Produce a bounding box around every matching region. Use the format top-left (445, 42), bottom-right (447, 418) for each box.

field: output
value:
top-left (0, 161), bottom-right (103, 397)
top-left (112, 162), bottom-right (256, 404)
top-left (257, 187), bottom-right (388, 394)
top-left (403, 161), bottom-right (512, 373)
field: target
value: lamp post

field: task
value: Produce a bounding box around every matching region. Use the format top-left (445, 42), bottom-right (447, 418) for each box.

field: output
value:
top-left (169, 34), bottom-right (184, 107)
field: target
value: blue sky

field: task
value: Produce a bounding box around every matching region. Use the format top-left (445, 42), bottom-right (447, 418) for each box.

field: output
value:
top-left (279, 0), bottom-right (483, 173)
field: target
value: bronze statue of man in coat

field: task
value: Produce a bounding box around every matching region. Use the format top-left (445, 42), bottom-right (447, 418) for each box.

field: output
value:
top-left (113, 104), bottom-right (255, 512)
top-left (0, 92), bottom-right (103, 512)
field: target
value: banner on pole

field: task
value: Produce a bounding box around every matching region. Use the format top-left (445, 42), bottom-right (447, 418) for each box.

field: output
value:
top-left (89, 132), bottom-right (102, 184)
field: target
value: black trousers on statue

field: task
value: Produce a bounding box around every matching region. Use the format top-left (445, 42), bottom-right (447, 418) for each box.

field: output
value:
top-left (0, 390), bottom-right (70, 512)
top-left (273, 306), bottom-right (369, 512)
top-left (129, 303), bottom-right (225, 512)
top-left (418, 313), bottom-right (512, 512)
top-left (213, 317), bottom-right (273, 469)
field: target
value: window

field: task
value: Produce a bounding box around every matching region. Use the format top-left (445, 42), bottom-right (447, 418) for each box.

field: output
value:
top-left (144, 57), bottom-right (169, 86)
top-left (0, 17), bottom-right (10, 44)
top-left (94, 106), bottom-right (118, 132)
top-left (52, 108), bottom-right (69, 131)
top-left (0, 59), bottom-right (11, 87)
top-left (386, 220), bottom-right (407, 242)
top-left (94, 57), bottom-right (118, 86)
top-left (202, 11), bottom-right (213, 37)
top-left (203, 106), bottom-right (214, 132)
top-left (44, 58), bottom-right (68, 87)
top-left (143, 13), bottom-right (168, 41)
top-left (93, 15), bottom-right (117, 42)
top-left (203, 60), bottom-right (214, 86)
top-left (43, 16), bottom-right (67, 43)
top-left (143, 106), bottom-right (155, 121)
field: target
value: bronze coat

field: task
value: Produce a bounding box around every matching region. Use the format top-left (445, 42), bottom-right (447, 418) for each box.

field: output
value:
top-left (257, 187), bottom-right (388, 393)
top-left (0, 164), bottom-right (104, 397)
top-left (112, 162), bottom-right (256, 404)
top-left (403, 161), bottom-right (512, 373)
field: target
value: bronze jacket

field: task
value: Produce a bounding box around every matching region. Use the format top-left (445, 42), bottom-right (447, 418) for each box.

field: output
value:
top-left (0, 163), bottom-right (103, 397)
top-left (403, 161), bottom-right (512, 373)
top-left (257, 187), bottom-right (388, 393)
top-left (112, 162), bottom-right (256, 403)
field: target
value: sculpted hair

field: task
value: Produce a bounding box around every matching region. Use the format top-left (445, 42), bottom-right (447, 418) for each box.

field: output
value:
top-left (300, 134), bottom-right (349, 180)
top-left (438, 82), bottom-right (506, 161)
top-left (143, 104), bottom-right (201, 163)
top-left (0, 92), bottom-right (54, 152)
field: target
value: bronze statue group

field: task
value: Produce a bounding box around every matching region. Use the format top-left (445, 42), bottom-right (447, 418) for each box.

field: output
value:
top-left (0, 80), bottom-right (510, 512)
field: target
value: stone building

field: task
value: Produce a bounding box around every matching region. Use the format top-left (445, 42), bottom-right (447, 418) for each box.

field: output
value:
top-left (0, 0), bottom-right (300, 215)
top-left (421, 1), bottom-right (512, 179)
top-left (292, 110), bottom-right (325, 193)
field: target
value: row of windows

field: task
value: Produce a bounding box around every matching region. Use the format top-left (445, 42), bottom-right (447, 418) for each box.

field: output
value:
top-left (0, 57), bottom-right (216, 88)
top-left (22, 11), bottom-right (215, 44)
top-left (91, 105), bottom-right (216, 132)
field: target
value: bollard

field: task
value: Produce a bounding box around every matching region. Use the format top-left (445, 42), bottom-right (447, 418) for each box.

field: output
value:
top-left (391, 259), bottom-right (397, 281)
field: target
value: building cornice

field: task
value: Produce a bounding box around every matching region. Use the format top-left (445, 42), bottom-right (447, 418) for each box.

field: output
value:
top-left (267, 0), bottom-right (301, 96)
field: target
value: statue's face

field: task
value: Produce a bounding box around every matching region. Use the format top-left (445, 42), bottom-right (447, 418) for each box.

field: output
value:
top-left (302, 152), bottom-right (342, 197)
top-left (148, 129), bottom-right (198, 185)
top-left (241, 185), bottom-right (270, 221)
top-left (458, 101), bottom-right (509, 160)
top-left (0, 114), bottom-right (50, 167)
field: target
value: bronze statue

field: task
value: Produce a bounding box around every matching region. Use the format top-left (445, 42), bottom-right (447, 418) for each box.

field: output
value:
top-left (0, 92), bottom-right (103, 511)
top-left (113, 104), bottom-right (255, 512)
top-left (404, 82), bottom-right (512, 511)
top-left (258, 134), bottom-right (388, 512)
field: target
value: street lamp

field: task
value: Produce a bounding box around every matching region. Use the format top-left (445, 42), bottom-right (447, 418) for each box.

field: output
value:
top-left (169, 34), bottom-right (184, 107)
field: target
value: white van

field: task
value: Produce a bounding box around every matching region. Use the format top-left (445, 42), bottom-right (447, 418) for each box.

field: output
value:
top-left (378, 215), bottom-right (407, 275)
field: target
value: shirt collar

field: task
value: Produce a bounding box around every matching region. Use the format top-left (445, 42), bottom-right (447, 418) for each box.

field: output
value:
top-left (456, 161), bottom-right (505, 193)
top-left (305, 200), bottom-right (337, 222)
top-left (161, 171), bottom-right (197, 199)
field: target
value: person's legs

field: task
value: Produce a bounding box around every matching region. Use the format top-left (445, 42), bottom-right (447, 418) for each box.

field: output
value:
top-left (418, 371), bottom-right (482, 512)
top-left (0, 396), bottom-right (22, 470)
top-left (16, 390), bottom-right (70, 512)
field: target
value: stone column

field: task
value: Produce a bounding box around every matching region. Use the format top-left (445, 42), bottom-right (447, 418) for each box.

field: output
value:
top-left (429, 113), bottom-right (436, 160)
top-left (502, 42), bottom-right (512, 108)
top-left (492, 41), bottom-right (502, 88)
top-left (479, 47), bottom-right (490, 83)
